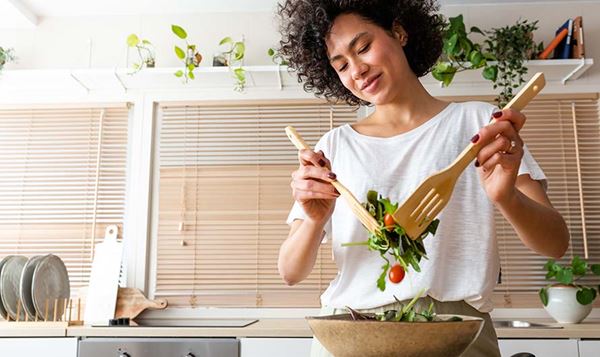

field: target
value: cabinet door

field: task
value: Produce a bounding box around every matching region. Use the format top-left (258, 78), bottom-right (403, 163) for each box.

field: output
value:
top-left (0, 338), bottom-right (78, 357)
top-left (579, 340), bottom-right (600, 357)
top-left (498, 339), bottom-right (579, 357)
top-left (240, 338), bottom-right (312, 357)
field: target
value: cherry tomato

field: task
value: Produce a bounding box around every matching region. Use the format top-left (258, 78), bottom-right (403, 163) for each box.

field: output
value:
top-left (389, 264), bottom-right (405, 284)
top-left (384, 213), bottom-right (396, 232)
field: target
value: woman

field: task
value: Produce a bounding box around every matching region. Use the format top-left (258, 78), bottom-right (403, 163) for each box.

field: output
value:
top-left (276, 1), bottom-right (570, 356)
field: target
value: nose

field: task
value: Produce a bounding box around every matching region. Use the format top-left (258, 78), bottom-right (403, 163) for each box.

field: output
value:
top-left (351, 61), bottom-right (368, 80)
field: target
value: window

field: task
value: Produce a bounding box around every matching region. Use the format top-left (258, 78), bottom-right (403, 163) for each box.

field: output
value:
top-left (0, 105), bottom-right (129, 292)
top-left (152, 100), bottom-right (357, 307)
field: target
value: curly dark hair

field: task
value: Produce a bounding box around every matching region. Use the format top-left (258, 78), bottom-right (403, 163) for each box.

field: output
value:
top-left (277, 0), bottom-right (444, 106)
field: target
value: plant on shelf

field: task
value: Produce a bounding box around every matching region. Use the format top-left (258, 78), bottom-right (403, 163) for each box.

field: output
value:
top-left (539, 256), bottom-right (600, 323)
top-left (432, 15), bottom-right (542, 107)
top-left (267, 47), bottom-right (288, 66)
top-left (171, 24), bottom-right (203, 82)
top-left (126, 34), bottom-right (156, 74)
top-left (217, 36), bottom-right (246, 92)
top-left (0, 46), bottom-right (15, 73)
top-left (483, 19), bottom-right (541, 106)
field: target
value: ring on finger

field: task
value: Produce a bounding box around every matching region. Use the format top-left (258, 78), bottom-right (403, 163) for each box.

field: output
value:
top-left (506, 140), bottom-right (517, 154)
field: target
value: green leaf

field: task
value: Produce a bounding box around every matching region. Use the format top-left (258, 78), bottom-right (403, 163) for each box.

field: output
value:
top-left (377, 260), bottom-right (390, 291)
top-left (366, 190), bottom-right (379, 207)
top-left (591, 264), bottom-right (600, 276)
top-left (556, 268), bottom-right (574, 285)
top-left (470, 26), bottom-right (485, 35)
top-left (576, 287), bottom-right (596, 305)
top-left (127, 34), bottom-right (140, 47)
top-left (174, 46), bottom-right (185, 59)
top-left (188, 71), bottom-right (195, 80)
top-left (174, 70), bottom-right (184, 78)
top-left (380, 197), bottom-right (398, 214)
top-left (469, 50), bottom-right (484, 67)
top-left (234, 67), bottom-right (245, 82)
top-left (543, 259), bottom-right (556, 272)
top-left (482, 65), bottom-right (498, 82)
top-left (171, 25), bottom-right (187, 39)
top-left (539, 287), bottom-right (548, 306)
top-left (572, 256), bottom-right (587, 276)
top-left (267, 48), bottom-right (275, 56)
top-left (187, 63), bottom-right (195, 71)
top-left (443, 33), bottom-right (458, 54)
top-left (142, 39), bottom-right (152, 45)
top-left (234, 42), bottom-right (245, 61)
top-left (219, 37), bottom-right (233, 46)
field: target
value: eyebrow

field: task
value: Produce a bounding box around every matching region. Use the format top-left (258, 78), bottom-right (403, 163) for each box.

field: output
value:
top-left (329, 32), bottom-right (369, 63)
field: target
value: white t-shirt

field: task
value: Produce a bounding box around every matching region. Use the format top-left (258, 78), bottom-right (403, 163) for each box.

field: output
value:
top-left (286, 101), bottom-right (546, 313)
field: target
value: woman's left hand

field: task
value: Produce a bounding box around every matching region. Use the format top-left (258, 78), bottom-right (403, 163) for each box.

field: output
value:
top-left (472, 109), bottom-right (526, 205)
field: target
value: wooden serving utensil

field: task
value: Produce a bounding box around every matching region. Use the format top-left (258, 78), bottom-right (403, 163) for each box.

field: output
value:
top-left (114, 287), bottom-right (168, 320)
top-left (391, 72), bottom-right (546, 240)
top-left (285, 126), bottom-right (380, 234)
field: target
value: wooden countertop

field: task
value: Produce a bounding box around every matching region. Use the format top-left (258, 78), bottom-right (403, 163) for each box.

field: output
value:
top-left (2, 318), bottom-right (600, 339)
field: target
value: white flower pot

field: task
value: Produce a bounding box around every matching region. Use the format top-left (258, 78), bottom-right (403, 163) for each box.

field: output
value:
top-left (544, 285), bottom-right (593, 323)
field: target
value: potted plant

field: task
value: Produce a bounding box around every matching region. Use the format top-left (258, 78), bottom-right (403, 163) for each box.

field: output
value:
top-left (217, 36), bottom-right (246, 92)
top-left (539, 256), bottom-right (600, 323)
top-left (432, 15), bottom-right (542, 107)
top-left (0, 46), bottom-right (15, 72)
top-left (171, 24), bottom-right (203, 82)
top-left (483, 19), bottom-right (541, 106)
top-left (126, 34), bottom-right (156, 74)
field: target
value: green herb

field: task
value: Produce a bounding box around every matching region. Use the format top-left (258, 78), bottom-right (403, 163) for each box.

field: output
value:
top-left (342, 190), bottom-right (439, 291)
top-left (346, 289), bottom-right (463, 322)
top-left (539, 256), bottom-right (600, 306)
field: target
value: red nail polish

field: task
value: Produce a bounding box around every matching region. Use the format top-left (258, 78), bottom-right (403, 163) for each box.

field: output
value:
top-left (327, 172), bottom-right (337, 179)
top-left (471, 134), bottom-right (480, 143)
top-left (492, 111), bottom-right (503, 119)
top-left (474, 160), bottom-right (480, 167)
top-left (318, 159), bottom-right (326, 167)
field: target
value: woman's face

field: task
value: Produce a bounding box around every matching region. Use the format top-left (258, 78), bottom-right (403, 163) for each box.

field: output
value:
top-left (325, 13), bottom-right (412, 105)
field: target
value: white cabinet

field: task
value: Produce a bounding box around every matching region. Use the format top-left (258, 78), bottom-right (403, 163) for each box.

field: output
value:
top-left (0, 338), bottom-right (78, 357)
top-left (578, 340), bottom-right (600, 357)
top-left (240, 338), bottom-right (312, 357)
top-left (498, 339), bottom-right (579, 357)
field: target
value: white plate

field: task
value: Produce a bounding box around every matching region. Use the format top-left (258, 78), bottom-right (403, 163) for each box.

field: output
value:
top-left (19, 255), bottom-right (42, 319)
top-left (0, 255), bottom-right (27, 320)
top-left (32, 254), bottom-right (70, 321)
top-left (0, 255), bottom-right (16, 320)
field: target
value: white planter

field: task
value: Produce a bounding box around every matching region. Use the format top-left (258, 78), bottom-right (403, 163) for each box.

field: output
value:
top-left (544, 286), bottom-right (593, 323)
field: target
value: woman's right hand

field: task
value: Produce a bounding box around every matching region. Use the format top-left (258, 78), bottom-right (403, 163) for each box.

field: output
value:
top-left (291, 149), bottom-right (340, 223)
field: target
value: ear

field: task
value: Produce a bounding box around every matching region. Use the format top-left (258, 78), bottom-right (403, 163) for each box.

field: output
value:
top-left (392, 23), bottom-right (408, 46)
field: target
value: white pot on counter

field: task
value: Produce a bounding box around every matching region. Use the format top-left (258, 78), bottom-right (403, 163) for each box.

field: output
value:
top-left (544, 285), bottom-right (593, 323)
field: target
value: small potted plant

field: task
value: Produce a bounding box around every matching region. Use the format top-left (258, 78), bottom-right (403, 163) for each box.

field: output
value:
top-left (539, 256), bottom-right (600, 323)
top-left (126, 34), bottom-right (156, 74)
top-left (0, 46), bottom-right (15, 72)
top-left (171, 24), bottom-right (203, 82)
top-left (217, 36), bottom-right (246, 92)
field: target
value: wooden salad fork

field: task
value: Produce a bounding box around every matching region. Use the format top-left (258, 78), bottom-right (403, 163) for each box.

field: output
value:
top-left (392, 72), bottom-right (546, 240)
top-left (285, 126), bottom-right (380, 234)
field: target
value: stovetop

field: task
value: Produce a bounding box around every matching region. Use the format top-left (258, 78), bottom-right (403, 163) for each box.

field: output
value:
top-left (134, 318), bottom-right (258, 328)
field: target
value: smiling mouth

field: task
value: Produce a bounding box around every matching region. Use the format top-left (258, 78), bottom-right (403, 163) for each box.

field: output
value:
top-left (361, 73), bottom-right (382, 90)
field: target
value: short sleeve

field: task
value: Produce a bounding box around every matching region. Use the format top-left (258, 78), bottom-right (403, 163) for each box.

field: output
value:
top-left (518, 144), bottom-right (548, 191)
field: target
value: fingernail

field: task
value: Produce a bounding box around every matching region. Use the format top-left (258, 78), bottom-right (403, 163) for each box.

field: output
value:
top-left (474, 160), bottom-right (480, 167)
top-left (327, 172), bottom-right (337, 179)
top-left (318, 159), bottom-right (326, 167)
top-left (492, 111), bottom-right (503, 119)
top-left (471, 134), bottom-right (480, 143)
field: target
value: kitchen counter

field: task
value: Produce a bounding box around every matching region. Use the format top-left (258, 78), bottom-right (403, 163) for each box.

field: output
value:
top-left (3, 318), bottom-right (600, 339)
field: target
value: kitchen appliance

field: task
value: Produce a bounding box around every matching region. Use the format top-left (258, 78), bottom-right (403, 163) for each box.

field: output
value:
top-left (136, 318), bottom-right (257, 327)
top-left (78, 337), bottom-right (239, 357)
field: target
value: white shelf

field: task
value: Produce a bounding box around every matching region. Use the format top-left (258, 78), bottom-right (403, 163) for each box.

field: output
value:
top-left (0, 59), bottom-right (593, 96)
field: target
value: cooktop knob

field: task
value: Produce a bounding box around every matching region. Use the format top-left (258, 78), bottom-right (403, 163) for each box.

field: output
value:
top-left (119, 352), bottom-right (131, 357)
top-left (184, 353), bottom-right (196, 357)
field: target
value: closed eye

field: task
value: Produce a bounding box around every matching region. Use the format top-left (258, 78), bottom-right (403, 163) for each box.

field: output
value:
top-left (338, 63), bottom-right (348, 72)
top-left (358, 44), bottom-right (370, 54)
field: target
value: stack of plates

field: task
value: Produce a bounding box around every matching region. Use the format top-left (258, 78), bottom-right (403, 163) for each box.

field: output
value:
top-left (0, 254), bottom-right (70, 321)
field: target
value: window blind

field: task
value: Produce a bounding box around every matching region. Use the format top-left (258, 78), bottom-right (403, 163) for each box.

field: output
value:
top-left (0, 105), bottom-right (129, 294)
top-left (489, 95), bottom-right (600, 308)
top-left (154, 100), bottom-right (357, 307)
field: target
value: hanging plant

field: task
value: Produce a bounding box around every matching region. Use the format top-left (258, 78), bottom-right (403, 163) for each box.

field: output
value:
top-left (432, 16), bottom-right (543, 107)
top-left (171, 24), bottom-right (203, 82)
top-left (484, 19), bottom-right (541, 106)
top-left (0, 46), bottom-right (15, 72)
top-left (218, 36), bottom-right (246, 92)
top-left (126, 34), bottom-right (156, 74)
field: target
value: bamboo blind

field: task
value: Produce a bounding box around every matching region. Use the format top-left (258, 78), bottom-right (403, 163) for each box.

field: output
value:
top-left (491, 96), bottom-right (600, 308)
top-left (0, 106), bottom-right (129, 293)
top-left (154, 100), bottom-right (357, 307)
